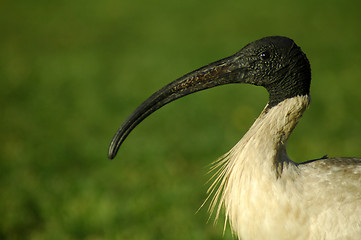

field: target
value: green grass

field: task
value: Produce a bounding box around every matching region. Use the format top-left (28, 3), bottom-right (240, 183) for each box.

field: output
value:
top-left (1, 0), bottom-right (361, 239)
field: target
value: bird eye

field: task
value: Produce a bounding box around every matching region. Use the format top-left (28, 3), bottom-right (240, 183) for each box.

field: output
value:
top-left (260, 51), bottom-right (271, 60)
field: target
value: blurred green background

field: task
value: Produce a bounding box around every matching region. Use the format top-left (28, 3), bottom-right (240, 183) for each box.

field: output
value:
top-left (1, 0), bottom-right (361, 239)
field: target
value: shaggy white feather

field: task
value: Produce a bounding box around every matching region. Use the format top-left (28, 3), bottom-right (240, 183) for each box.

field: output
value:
top-left (206, 95), bottom-right (361, 240)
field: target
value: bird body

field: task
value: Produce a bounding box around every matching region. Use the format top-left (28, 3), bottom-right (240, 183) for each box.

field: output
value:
top-left (210, 94), bottom-right (361, 239)
top-left (298, 157), bottom-right (361, 239)
top-left (108, 36), bottom-right (361, 239)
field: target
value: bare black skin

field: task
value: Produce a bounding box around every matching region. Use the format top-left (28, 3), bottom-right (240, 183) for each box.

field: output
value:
top-left (108, 36), bottom-right (311, 159)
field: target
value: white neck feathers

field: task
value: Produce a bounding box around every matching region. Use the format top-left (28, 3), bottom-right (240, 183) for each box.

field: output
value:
top-left (206, 95), bottom-right (310, 238)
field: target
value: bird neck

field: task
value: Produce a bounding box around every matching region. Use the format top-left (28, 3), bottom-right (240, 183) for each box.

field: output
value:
top-left (206, 94), bottom-right (310, 229)
top-left (227, 94), bottom-right (310, 178)
top-left (246, 94), bottom-right (311, 174)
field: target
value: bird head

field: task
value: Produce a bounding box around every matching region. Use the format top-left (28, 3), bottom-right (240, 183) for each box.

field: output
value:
top-left (108, 36), bottom-right (311, 159)
top-left (238, 37), bottom-right (311, 107)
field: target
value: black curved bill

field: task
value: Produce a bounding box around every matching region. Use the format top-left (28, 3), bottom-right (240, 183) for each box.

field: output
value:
top-left (108, 53), bottom-right (248, 159)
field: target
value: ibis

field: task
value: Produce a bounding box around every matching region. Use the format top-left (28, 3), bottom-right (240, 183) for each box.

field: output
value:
top-left (108, 36), bottom-right (361, 239)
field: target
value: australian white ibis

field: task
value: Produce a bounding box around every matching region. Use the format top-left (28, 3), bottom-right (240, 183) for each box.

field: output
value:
top-left (108, 36), bottom-right (361, 239)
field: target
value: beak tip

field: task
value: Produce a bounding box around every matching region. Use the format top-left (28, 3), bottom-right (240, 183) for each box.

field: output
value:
top-left (107, 141), bottom-right (119, 160)
top-left (107, 153), bottom-right (115, 160)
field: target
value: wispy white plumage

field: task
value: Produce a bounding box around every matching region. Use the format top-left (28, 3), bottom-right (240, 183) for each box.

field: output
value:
top-left (207, 95), bottom-right (361, 239)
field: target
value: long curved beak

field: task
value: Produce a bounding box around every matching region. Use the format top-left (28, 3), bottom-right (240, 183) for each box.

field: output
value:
top-left (108, 53), bottom-right (248, 159)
